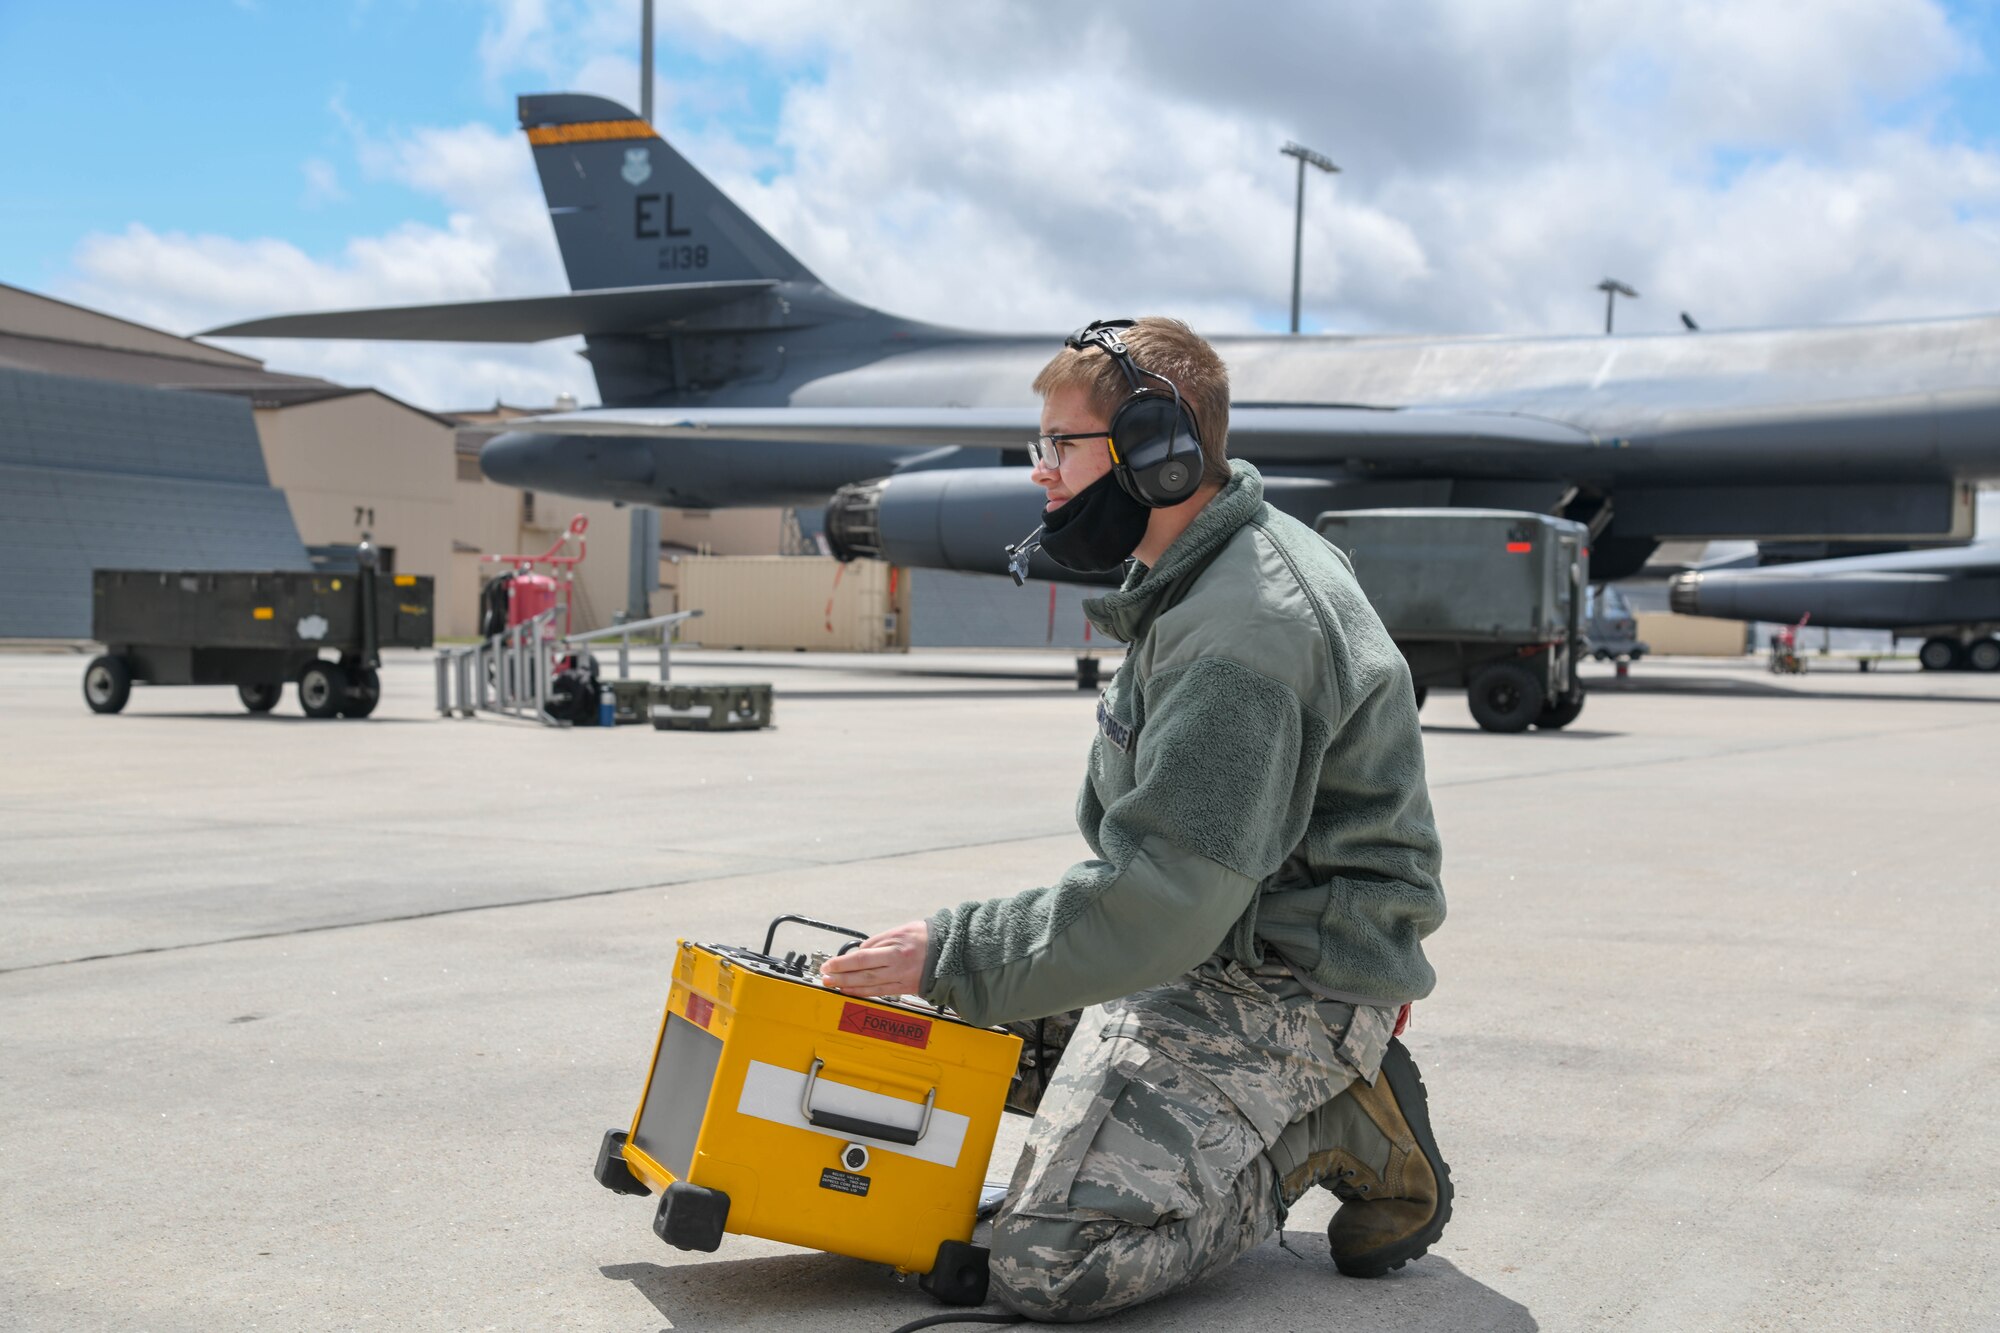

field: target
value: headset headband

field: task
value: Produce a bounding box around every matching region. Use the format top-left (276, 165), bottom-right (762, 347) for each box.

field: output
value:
top-left (1064, 318), bottom-right (1192, 428)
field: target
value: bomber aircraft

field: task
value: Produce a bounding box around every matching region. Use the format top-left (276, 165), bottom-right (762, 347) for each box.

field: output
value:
top-left (211, 93), bottom-right (2000, 587)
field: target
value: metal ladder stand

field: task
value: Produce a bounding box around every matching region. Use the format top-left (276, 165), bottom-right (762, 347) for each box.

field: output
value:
top-left (432, 513), bottom-right (704, 726)
top-left (434, 609), bottom-right (704, 726)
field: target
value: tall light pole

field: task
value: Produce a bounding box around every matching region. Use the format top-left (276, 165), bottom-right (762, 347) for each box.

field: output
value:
top-left (1281, 141), bottom-right (1339, 334)
top-left (628, 0), bottom-right (660, 622)
top-left (1597, 277), bottom-right (1638, 334)
top-left (640, 0), bottom-right (653, 124)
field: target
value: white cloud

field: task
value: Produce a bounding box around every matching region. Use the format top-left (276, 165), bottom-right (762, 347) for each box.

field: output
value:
top-left (299, 158), bottom-right (347, 209)
top-left (52, 0), bottom-right (2000, 412)
top-left (62, 113), bottom-right (592, 412)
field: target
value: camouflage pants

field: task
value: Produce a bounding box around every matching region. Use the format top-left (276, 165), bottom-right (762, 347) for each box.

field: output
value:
top-left (988, 958), bottom-right (1396, 1322)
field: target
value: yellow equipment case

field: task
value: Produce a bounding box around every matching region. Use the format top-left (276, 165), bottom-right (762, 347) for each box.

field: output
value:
top-left (594, 916), bottom-right (1022, 1306)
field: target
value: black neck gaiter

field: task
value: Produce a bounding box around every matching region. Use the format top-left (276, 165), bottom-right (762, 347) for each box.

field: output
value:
top-left (1038, 472), bottom-right (1152, 574)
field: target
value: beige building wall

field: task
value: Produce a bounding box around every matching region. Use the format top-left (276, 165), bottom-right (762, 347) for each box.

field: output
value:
top-left (253, 392), bottom-right (454, 595)
top-left (249, 394), bottom-right (645, 640)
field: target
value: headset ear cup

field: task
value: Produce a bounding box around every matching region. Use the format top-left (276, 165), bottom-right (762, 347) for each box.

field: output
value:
top-left (1109, 395), bottom-right (1202, 507)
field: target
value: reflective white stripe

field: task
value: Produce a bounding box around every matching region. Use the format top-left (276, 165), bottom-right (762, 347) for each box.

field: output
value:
top-left (737, 1060), bottom-right (968, 1170)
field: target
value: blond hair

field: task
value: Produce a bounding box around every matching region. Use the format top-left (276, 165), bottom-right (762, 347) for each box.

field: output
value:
top-left (1031, 317), bottom-right (1231, 486)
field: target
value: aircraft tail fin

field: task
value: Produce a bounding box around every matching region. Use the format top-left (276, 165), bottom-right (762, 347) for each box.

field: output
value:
top-left (518, 92), bottom-right (817, 292)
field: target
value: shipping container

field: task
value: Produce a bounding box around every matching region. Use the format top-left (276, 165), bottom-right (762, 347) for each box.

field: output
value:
top-left (1633, 612), bottom-right (1749, 656)
top-left (674, 557), bottom-right (911, 652)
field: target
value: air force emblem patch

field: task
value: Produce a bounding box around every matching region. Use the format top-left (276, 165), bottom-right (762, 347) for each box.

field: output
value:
top-left (621, 147), bottom-right (652, 186)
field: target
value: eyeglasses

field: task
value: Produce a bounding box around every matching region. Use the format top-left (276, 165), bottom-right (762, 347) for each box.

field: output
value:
top-left (1027, 432), bottom-right (1110, 469)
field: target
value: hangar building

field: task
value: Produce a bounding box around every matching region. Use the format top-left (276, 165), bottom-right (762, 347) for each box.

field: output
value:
top-left (0, 284), bottom-right (655, 640)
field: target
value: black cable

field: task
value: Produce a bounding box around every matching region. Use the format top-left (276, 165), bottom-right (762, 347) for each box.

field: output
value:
top-left (888, 1312), bottom-right (1025, 1332)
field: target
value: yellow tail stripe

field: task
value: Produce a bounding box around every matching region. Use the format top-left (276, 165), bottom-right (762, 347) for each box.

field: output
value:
top-left (526, 119), bottom-right (656, 146)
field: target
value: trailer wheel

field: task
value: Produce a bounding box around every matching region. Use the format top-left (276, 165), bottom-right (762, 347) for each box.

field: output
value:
top-left (1918, 637), bottom-right (1964, 672)
top-left (298, 662), bottom-right (350, 719)
top-left (1536, 686), bottom-right (1586, 730)
top-left (339, 668), bottom-right (381, 718)
top-left (83, 655), bottom-right (133, 714)
top-left (1968, 639), bottom-right (2000, 673)
top-left (1467, 661), bottom-right (1544, 733)
top-left (238, 682), bottom-right (282, 713)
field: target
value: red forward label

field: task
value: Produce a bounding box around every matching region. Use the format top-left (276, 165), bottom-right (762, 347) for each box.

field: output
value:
top-left (685, 994), bottom-right (714, 1029)
top-left (839, 1002), bottom-right (932, 1049)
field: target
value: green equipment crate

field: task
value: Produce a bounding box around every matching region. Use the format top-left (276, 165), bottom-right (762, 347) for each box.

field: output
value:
top-left (650, 683), bottom-right (774, 731)
top-left (605, 678), bottom-right (654, 726)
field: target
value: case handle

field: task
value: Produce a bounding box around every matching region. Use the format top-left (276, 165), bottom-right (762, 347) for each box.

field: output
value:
top-left (799, 1058), bottom-right (935, 1146)
top-left (762, 915), bottom-right (869, 957)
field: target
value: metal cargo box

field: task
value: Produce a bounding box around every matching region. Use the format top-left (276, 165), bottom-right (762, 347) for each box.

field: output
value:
top-left (648, 682), bottom-right (774, 731)
top-left (1314, 509), bottom-right (1589, 733)
top-left (1314, 509), bottom-right (1585, 643)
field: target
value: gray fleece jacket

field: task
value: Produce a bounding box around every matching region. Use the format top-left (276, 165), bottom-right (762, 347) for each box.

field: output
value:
top-left (920, 461), bottom-right (1445, 1029)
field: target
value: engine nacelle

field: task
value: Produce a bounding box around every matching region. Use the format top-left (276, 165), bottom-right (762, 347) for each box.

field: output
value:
top-left (1671, 565), bottom-right (2000, 630)
top-left (825, 469), bottom-right (1112, 583)
top-left (825, 468), bottom-right (1366, 582)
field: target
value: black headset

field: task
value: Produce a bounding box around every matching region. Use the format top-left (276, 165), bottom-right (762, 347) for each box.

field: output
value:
top-left (1064, 318), bottom-right (1205, 508)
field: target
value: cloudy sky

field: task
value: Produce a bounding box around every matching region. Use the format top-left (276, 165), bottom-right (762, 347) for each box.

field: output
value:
top-left (6, 0), bottom-right (2000, 411)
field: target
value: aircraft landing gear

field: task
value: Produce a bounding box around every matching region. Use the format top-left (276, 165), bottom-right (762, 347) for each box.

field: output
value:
top-left (1918, 637), bottom-right (1965, 672)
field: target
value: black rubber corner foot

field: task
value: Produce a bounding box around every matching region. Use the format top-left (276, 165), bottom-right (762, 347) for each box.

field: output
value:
top-left (653, 1181), bottom-right (730, 1252)
top-left (594, 1129), bottom-right (651, 1197)
top-left (918, 1240), bottom-right (991, 1306)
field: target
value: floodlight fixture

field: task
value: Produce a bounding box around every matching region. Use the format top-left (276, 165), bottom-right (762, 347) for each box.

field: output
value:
top-left (1281, 142), bottom-right (1341, 334)
top-left (1282, 142), bottom-right (1339, 174)
top-left (1597, 277), bottom-right (1639, 334)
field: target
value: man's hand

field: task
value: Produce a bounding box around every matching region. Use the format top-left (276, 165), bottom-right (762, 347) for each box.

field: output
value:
top-left (819, 920), bottom-right (929, 999)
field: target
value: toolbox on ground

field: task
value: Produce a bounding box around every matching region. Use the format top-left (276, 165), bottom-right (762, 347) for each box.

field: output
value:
top-left (594, 917), bottom-right (1021, 1306)
top-left (648, 682), bottom-right (774, 731)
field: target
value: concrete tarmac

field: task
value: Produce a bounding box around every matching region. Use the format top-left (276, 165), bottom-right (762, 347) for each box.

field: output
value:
top-left (2, 647), bottom-right (1996, 1331)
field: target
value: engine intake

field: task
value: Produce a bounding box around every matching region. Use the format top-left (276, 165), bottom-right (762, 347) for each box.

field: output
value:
top-left (1668, 571), bottom-right (1702, 615)
top-left (824, 479), bottom-right (887, 562)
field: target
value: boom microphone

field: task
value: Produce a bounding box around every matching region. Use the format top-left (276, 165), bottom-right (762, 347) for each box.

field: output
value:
top-left (1004, 524), bottom-right (1047, 586)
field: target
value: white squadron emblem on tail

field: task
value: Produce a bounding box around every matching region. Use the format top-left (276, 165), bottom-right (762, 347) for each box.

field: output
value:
top-left (621, 147), bottom-right (652, 186)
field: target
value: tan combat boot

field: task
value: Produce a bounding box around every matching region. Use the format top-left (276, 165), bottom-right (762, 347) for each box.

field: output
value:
top-left (1266, 1037), bottom-right (1453, 1278)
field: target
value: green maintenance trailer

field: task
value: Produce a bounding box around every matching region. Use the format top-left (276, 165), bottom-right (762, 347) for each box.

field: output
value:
top-left (84, 560), bottom-right (434, 719)
top-left (1316, 508), bottom-right (1589, 733)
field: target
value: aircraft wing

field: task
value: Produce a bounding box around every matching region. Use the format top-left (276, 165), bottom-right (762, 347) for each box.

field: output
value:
top-left (201, 280), bottom-right (779, 342)
top-left (508, 403), bottom-right (1597, 462)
